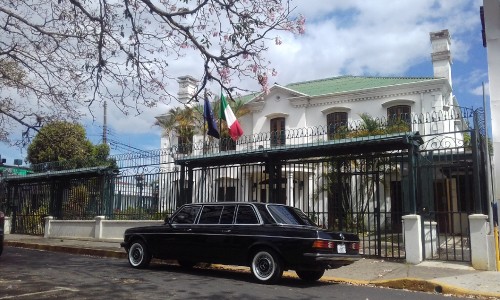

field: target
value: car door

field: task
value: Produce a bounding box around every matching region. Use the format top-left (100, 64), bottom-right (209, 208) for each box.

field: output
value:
top-left (192, 205), bottom-right (235, 263)
top-left (157, 205), bottom-right (201, 259)
top-left (224, 204), bottom-right (261, 265)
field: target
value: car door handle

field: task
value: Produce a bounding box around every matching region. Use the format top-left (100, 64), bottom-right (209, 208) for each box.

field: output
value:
top-left (186, 229), bottom-right (192, 232)
top-left (222, 229), bottom-right (231, 233)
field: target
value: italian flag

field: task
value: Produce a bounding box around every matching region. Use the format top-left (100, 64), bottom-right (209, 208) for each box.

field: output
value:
top-left (220, 93), bottom-right (243, 141)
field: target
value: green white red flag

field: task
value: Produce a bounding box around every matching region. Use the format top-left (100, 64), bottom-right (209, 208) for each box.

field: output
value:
top-left (219, 93), bottom-right (243, 141)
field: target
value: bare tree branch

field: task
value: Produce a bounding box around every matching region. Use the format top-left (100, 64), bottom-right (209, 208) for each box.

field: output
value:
top-left (0, 0), bottom-right (305, 144)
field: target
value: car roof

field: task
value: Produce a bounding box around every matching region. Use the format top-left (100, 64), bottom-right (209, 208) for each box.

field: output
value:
top-left (183, 202), bottom-right (283, 208)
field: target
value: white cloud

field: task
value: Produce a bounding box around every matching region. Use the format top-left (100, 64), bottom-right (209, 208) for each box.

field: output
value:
top-left (0, 0), bottom-right (487, 156)
top-left (71, 0), bottom-right (491, 148)
top-left (471, 82), bottom-right (490, 97)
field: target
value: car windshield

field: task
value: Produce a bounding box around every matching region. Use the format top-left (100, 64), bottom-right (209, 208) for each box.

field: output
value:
top-left (267, 205), bottom-right (317, 226)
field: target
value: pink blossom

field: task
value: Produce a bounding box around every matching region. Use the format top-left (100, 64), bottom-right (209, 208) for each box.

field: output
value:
top-left (275, 36), bottom-right (282, 45)
top-left (297, 15), bottom-right (306, 34)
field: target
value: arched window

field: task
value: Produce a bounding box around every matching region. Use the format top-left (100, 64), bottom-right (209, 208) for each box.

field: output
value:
top-left (387, 105), bottom-right (411, 124)
top-left (270, 117), bottom-right (286, 146)
top-left (327, 112), bottom-right (348, 139)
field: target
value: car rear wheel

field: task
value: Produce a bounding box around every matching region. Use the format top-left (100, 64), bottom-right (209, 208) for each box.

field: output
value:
top-left (127, 240), bottom-right (151, 268)
top-left (250, 249), bottom-right (283, 284)
top-left (296, 269), bottom-right (325, 282)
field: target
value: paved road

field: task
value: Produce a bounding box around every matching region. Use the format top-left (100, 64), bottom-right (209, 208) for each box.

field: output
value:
top-left (0, 247), bottom-right (470, 300)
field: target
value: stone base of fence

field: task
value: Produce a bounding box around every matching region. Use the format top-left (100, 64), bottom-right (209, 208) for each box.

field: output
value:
top-left (44, 216), bottom-right (163, 241)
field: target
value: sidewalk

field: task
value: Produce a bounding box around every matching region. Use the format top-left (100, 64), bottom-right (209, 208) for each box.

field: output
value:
top-left (4, 234), bottom-right (500, 299)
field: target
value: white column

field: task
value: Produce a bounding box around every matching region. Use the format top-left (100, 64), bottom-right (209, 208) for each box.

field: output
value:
top-left (308, 173), bottom-right (314, 211)
top-left (402, 214), bottom-right (423, 264)
top-left (95, 216), bottom-right (106, 240)
top-left (44, 216), bottom-right (54, 238)
top-left (469, 214), bottom-right (496, 270)
top-left (4, 216), bottom-right (11, 235)
top-left (287, 171), bottom-right (294, 206)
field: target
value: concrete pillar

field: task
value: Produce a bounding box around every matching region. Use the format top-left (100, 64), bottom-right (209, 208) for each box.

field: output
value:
top-left (469, 214), bottom-right (496, 270)
top-left (95, 216), bottom-right (106, 240)
top-left (402, 214), bottom-right (423, 264)
top-left (287, 171), bottom-right (294, 207)
top-left (423, 220), bottom-right (438, 259)
top-left (4, 216), bottom-right (11, 235)
top-left (44, 216), bottom-right (54, 238)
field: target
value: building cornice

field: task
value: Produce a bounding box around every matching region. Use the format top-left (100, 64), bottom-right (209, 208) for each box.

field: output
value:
top-left (288, 80), bottom-right (447, 108)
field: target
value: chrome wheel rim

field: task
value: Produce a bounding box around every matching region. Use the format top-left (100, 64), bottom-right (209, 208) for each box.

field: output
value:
top-left (129, 243), bottom-right (144, 267)
top-left (252, 251), bottom-right (275, 281)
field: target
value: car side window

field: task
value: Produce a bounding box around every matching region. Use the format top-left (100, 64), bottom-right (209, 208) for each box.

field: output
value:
top-left (220, 205), bottom-right (236, 224)
top-left (236, 205), bottom-right (259, 224)
top-left (171, 206), bottom-right (201, 224)
top-left (199, 206), bottom-right (223, 224)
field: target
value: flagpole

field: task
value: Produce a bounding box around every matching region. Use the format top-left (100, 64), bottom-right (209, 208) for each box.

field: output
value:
top-left (202, 92), bottom-right (206, 154)
top-left (219, 87), bottom-right (222, 137)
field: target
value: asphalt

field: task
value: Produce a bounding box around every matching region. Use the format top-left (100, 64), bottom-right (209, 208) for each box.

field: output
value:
top-left (3, 234), bottom-right (500, 299)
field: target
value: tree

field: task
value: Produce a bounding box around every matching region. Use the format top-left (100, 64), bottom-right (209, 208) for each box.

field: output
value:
top-left (0, 1), bottom-right (305, 145)
top-left (26, 121), bottom-right (113, 169)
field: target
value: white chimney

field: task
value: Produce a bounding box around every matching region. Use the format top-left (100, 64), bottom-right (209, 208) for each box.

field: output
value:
top-left (177, 75), bottom-right (199, 105)
top-left (430, 29), bottom-right (452, 88)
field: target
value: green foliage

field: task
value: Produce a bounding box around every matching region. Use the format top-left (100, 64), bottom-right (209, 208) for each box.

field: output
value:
top-left (62, 184), bottom-right (91, 220)
top-left (334, 113), bottom-right (410, 139)
top-left (385, 119), bottom-right (411, 134)
top-left (27, 121), bottom-right (115, 169)
top-left (19, 204), bottom-right (49, 235)
top-left (113, 207), bottom-right (168, 220)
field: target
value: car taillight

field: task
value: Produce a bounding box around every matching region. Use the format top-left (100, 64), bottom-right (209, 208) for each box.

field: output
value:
top-left (350, 242), bottom-right (360, 251)
top-left (312, 240), bottom-right (335, 249)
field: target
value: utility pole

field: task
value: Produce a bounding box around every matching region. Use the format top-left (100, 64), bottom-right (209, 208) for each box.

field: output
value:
top-left (103, 101), bottom-right (107, 144)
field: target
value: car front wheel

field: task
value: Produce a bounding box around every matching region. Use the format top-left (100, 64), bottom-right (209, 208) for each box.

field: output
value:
top-left (296, 269), bottom-right (325, 282)
top-left (127, 240), bottom-right (151, 268)
top-left (250, 249), bottom-right (283, 284)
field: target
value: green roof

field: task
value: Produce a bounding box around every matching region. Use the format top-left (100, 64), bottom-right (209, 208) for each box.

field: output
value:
top-left (285, 75), bottom-right (437, 97)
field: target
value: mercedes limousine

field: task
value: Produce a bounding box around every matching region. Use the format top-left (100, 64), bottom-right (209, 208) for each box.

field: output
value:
top-left (121, 202), bottom-right (361, 284)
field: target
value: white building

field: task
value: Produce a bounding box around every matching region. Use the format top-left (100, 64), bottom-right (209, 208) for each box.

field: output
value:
top-left (156, 30), bottom-right (469, 229)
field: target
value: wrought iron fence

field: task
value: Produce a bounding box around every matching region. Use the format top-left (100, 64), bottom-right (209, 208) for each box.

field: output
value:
top-left (0, 107), bottom-right (488, 263)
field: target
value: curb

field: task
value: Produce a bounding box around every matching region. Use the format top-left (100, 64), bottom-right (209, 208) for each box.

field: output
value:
top-left (6, 241), bottom-right (500, 299)
top-left (4, 240), bottom-right (126, 259)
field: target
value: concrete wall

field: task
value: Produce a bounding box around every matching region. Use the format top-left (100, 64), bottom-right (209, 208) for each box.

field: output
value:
top-left (43, 216), bottom-right (163, 242)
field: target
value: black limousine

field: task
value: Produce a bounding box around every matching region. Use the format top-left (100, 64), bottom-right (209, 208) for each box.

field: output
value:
top-left (121, 202), bottom-right (360, 284)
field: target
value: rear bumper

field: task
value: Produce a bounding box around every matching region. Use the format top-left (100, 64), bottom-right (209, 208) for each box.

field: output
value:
top-left (303, 253), bottom-right (361, 267)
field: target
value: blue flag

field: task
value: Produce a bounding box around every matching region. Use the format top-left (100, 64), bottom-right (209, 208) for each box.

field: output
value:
top-left (204, 97), bottom-right (220, 139)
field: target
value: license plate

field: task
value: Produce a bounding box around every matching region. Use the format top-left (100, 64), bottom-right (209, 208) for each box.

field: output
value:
top-left (337, 244), bottom-right (346, 254)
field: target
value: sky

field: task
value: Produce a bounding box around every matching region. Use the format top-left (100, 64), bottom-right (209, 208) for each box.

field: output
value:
top-left (0, 0), bottom-right (489, 166)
